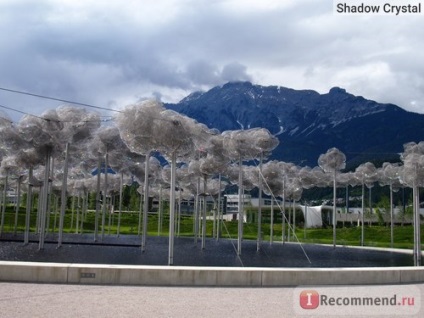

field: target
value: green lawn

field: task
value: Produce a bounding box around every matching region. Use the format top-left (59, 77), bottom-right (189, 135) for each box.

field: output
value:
top-left (0, 206), bottom-right (422, 249)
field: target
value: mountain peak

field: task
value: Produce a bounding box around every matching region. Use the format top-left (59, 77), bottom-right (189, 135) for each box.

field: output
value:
top-left (179, 91), bottom-right (204, 104)
top-left (165, 82), bottom-right (423, 165)
top-left (222, 81), bottom-right (254, 89)
top-left (329, 87), bottom-right (347, 94)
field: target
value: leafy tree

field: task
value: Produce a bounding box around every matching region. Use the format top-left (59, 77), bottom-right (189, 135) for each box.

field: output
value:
top-left (128, 184), bottom-right (140, 211)
top-left (376, 195), bottom-right (390, 226)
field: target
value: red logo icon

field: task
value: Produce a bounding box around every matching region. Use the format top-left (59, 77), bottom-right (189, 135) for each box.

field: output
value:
top-left (300, 290), bottom-right (319, 309)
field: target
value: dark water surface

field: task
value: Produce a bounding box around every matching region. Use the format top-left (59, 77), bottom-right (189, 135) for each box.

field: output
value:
top-left (0, 233), bottom-right (414, 267)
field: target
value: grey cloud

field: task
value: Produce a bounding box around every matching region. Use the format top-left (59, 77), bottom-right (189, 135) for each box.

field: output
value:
top-left (0, 0), bottom-right (423, 119)
top-left (152, 91), bottom-right (163, 101)
top-left (1, 0), bottom-right (303, 94)
top-left (184, 60), bottom-right (251, 87)
top-left (221, 62), bottom-right (251, 82)
top-left (185, 60), bottom-right (220, 86)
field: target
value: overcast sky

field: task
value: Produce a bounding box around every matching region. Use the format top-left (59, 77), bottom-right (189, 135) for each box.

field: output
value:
top-left (0, 0), bottom-right (423, 121)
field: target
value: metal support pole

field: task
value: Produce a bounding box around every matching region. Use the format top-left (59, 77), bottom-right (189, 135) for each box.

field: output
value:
top-left (39, 151), bottom-right (51, 250)
top-left (168, 151), bottom-right (177, 265)
top-left (58, 143), bottom-right (69, 247)
top-left (216, 174), bottom-right (222, 241)
top-left (24, 167), bottom-right (33, 245)
top-left (390, 183), bottom-right (394, 248)
top-left (257, 153), bottom-right (263, 251)
top-left (361, 182), bottom-right (365, 246)
top-left (270, 197), bottom-right (274, 244)
top-left (304, 204), bottom-right (307, 240)
top-left (117, 172), bottom-right (123, 237)
top-left (14, 176), bottom-right (22, 234)
top-left (177, 188), bottom-right (182, 237)
top-left (101, 152), bottom-right (108, 241)
top-left (201, 175), bottom-right (207, 249)
top-left (0, 170), bottom-right (8, 236)
top-left (282, 181), bottom-right (286, 244)
top-left (94, 155), bottom-right (101, 242)
top-left (194, 177), bottom-right (200, 244)
top-left (142, 152), bottom-right (150, 251)
top-left (237, 156), bottom-right (243, 256)
top-left (292, 200), bottom-right (295, 240)
top-left (333, 169), bottom-right (337, 249)
top-left (413, 183), bottom-right (421, 266)
top-left (158, 186), bottom-right (162, 236)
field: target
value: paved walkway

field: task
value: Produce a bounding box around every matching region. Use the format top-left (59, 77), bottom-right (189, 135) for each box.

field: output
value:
top-left (1, 283), bottom-right (423, 318)
top-left (0, 283), bottom-right (291, 318)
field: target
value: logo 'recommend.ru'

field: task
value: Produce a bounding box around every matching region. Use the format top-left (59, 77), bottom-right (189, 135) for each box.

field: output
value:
top-left (300, 290), bottom-right (320, 309)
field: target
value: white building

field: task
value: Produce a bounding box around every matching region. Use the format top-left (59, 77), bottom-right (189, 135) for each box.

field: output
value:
top-left (6, 188), bottom-right (18, 204)
top-left (224, 194), bottom-right (252, 214)
top-left (224, 194), bottom-right (283, 214)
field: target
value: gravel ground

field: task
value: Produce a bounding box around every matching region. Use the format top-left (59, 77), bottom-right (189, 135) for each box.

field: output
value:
top-left (0, 282), bottom-right (423, 318)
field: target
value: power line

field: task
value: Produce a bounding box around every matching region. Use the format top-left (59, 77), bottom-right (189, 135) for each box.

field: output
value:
top-left (0, 103), bottom-right (112, 123)
top-left (0, 103), bottom-right (45, 121)
top-left (0, 86), bottom-right (122, 113)
top-left (0, 100), bottom-right (188, 127)
top-left (0, 86), bottom-right (213, 128)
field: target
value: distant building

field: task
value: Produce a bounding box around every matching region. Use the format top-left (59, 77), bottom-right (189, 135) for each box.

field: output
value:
top-left (224, 194), bottom-right (283, 213)
top-left (6, 188), bottom-right (18, 204)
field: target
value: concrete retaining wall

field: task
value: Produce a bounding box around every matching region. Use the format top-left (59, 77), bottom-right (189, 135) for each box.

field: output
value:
top-left (1, 261), bottom-right (424, 286)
